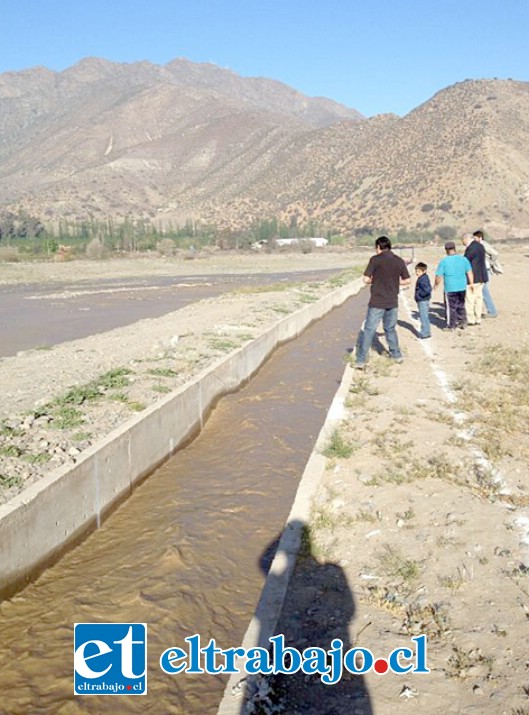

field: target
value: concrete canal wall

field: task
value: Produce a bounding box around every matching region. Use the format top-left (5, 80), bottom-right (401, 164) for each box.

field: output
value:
top-left (0, 278), bottom-right (362, 599)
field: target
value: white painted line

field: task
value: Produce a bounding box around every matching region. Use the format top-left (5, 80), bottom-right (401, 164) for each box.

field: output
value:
top-left (401, 292), bottom-right (528, 560)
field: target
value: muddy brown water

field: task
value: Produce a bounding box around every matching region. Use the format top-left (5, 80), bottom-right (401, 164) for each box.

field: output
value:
top-left (0, 269), bottom-right (343, 357)
top-left (0, 295), bottom-right (367, 715)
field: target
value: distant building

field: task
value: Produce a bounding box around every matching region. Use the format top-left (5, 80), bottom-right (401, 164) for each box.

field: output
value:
top-left (251, 237), bottom-right (329, 250)
top-left (274, 237), bottom-right (328, 248)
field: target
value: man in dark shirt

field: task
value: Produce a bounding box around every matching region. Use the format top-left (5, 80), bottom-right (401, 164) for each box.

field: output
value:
top-left (462, 232), bottom-right (488, 325)
top-left (355, 236), bottom-right (410, 369)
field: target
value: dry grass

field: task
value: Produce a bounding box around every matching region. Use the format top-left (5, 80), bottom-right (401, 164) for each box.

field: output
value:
top-left (376, 544), bottom-right (422, 583)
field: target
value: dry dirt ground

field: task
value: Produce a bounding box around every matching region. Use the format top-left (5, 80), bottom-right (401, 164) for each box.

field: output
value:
top-left (0, 250), bottom-right (359, 504)
top-left (2, 245), bottom-right (528, 715)
top-left (270, 244), bottom-right (529, 715)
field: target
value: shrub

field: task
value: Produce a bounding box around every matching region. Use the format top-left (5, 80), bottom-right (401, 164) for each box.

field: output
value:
top-left (0, 247), bottom-right (20, 263)
top-left (437, 225), bottom-right (457, 241)
top-left (157, 238), bottom-right (176, 256)
top-left (85, 238), bottom-right (104, 260)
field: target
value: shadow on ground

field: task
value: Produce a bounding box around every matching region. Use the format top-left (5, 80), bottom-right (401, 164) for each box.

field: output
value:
top-left (243, 524), bottom-right (373, 715)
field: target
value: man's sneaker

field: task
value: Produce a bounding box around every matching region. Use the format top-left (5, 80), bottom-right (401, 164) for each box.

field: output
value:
top-left (392, 357), bottom-right (404, 364)
top-left (354, 363), bottom-right (366, 370)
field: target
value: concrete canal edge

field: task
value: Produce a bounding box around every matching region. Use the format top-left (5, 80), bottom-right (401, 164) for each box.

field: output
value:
top-left (0, 278), bottom-right (363, 600)
top-left (216, 345), bottom-right (355, 715)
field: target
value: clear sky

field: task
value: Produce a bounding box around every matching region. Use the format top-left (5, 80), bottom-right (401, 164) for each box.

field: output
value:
top-left (1, 0), bottom-right (528, 117)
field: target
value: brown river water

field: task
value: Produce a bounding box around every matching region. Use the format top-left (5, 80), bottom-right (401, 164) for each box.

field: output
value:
top-left (0, 295), bottom-right (366, 715)
top-left (0, 269), bottom-right (343, 357)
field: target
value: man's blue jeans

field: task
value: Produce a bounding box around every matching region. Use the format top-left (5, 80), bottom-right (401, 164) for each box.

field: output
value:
top-left (482, 282), bottom-right (497, 317)
top-left (356, 306), bottom-right (401, 365)
top-left (417, 300), bottom-right (431, 338)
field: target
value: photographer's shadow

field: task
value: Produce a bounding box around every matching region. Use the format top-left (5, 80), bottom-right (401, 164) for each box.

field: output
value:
top-left (242, 520), bottom-right (372, 714)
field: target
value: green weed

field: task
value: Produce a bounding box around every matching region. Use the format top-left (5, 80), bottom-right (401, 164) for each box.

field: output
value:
top-left (0, 445), bottom-right (22, 458)
top-left (108, 392), bottom-right (128, 402)
top-left (354, 509), bottom-right (379, 523)
top-left (349, 375), bottom-right (380, 396)
top-left (328, 269), bottom-right (362, 287)
top-left (297, 292), bottom-right (318, 303)
top-left (147, 367), bottom-right (178, 378)
top-left (52, 406), bottom-right (84, 429)
top-left (0, 422), bottom-right (23, 438)
top-left (54, 383), bottom-right (101, 406)
top-left (479, 344), bottom-right (529, 382)
top-left (71, 431), bottom-right (92, 442)
top-left (23, 452), bottom-right (52, 465)
top-left (322, 428), bottom-right (357, 459)
top-left (396, 507), bottom-right (415, 522)
top-left (209, 338), bottom-right (239, 352)
top-left (128, 402), bottom-right (146, 412)
top-left (0, 474), bottom-right (22, 488)
top-left (377, 545), bottom-right (421, 582)
top-left (97, 367), bottom-right (133, 390)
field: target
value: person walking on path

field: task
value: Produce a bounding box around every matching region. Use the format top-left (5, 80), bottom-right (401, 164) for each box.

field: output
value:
top-left (434, 241), bottom-right (474, 330)
top-left (462, 232), bottom-right (488, 325)
top-left (355, 236), bottom-right (410, 369)
top-left (473, 229), bottom-right (500, 318)
top-left (414, 262), bottom-right (432, 339)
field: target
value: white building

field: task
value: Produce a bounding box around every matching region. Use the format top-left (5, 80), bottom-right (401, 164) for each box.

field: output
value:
top-left (274, 237), bottom-right (328, 248)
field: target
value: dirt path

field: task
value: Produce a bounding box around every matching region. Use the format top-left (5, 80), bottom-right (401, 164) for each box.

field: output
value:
top-left (271, 244), bottom-right (529, 714)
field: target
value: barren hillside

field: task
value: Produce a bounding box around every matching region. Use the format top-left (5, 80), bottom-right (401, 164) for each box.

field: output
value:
top-left (1, 59), bottom-right (528, 237)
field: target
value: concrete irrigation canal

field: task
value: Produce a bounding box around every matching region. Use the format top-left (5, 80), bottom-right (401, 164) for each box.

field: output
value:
top-left (0, 288), bottom-right (367, 714)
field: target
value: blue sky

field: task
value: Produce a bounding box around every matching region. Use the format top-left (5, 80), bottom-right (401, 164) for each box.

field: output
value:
top-left (2, 0), bottom-right (528, 117)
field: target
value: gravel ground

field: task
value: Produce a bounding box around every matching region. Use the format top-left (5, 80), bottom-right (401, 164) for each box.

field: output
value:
top-left (0, 251), bottom-right (359, 505)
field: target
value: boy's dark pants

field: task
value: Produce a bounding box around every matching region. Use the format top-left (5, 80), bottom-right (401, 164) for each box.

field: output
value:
top-left (445, 291), bottom-right (467, 328)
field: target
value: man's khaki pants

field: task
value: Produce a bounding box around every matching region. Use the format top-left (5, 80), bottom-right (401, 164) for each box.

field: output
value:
top-left (465, 283), bottom-right (484, 325)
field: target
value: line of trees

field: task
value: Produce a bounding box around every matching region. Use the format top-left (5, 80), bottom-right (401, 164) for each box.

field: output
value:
top-left (0, 211), bottom-right (46, 242)
top-left (0, 212), bottom-right (342, 254)
top-left (0, 209), bottom-right (458, 255)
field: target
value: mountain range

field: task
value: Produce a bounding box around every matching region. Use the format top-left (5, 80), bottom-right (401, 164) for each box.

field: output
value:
top-left (0, 57), bottom-right (528, 238)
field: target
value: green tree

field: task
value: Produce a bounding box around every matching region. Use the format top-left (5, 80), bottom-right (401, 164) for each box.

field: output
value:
top-left (437, 225), bottom-right (457, 241)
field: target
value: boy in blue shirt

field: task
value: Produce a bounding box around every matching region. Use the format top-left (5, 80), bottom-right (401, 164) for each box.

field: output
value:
top-left (434, 241), bottom-right (474, 330)
top-left (414, 262), bottom-right (432, 338)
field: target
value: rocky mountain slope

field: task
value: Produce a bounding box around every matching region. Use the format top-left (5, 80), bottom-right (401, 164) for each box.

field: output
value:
top-left (229, 78), bottom-right (529, 237)
top-left (0, 57), bottom-right (528, 237)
